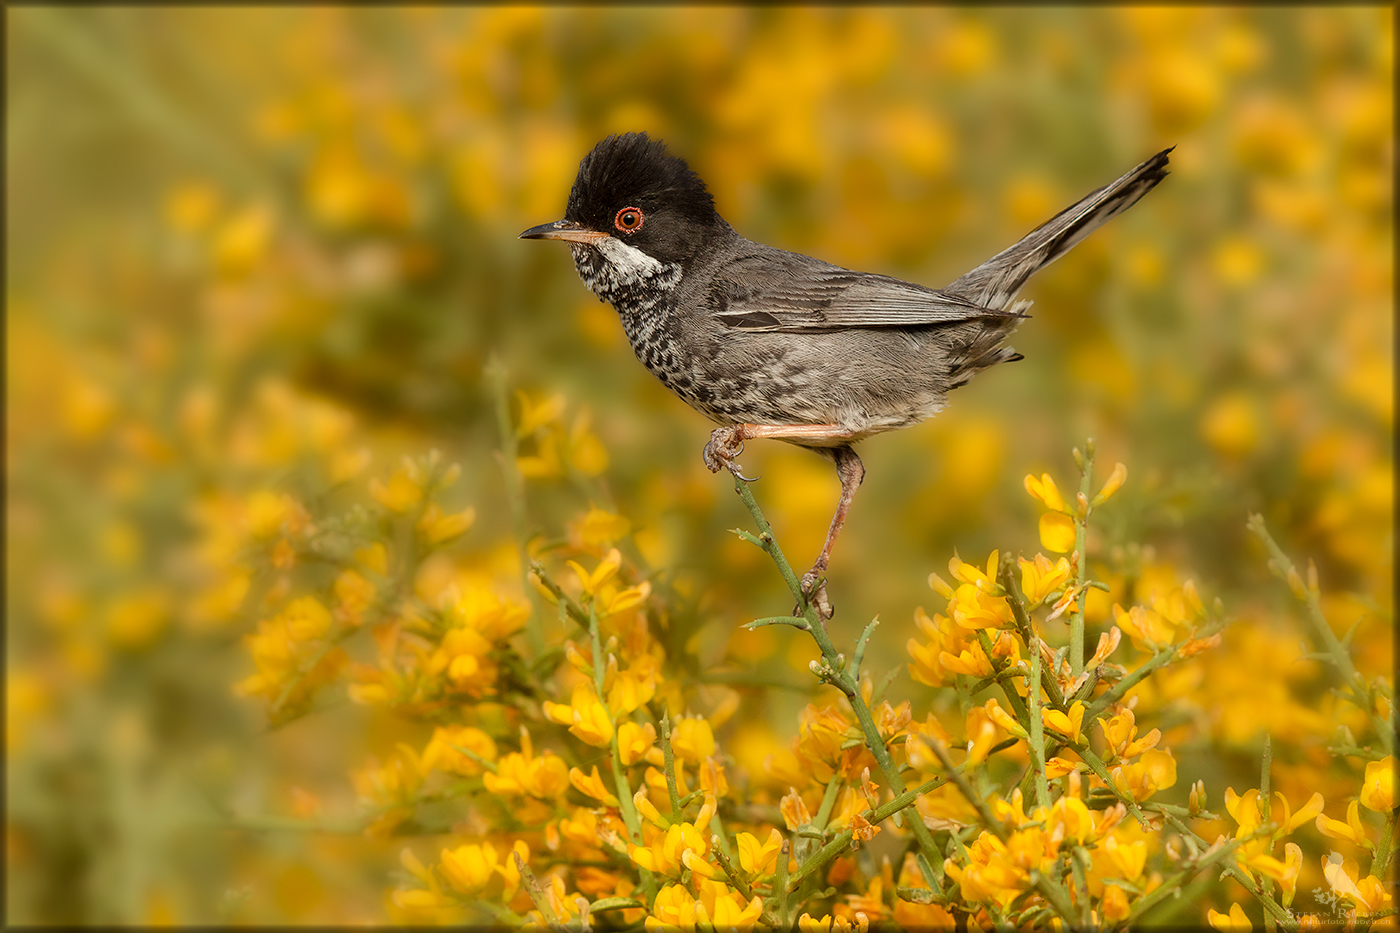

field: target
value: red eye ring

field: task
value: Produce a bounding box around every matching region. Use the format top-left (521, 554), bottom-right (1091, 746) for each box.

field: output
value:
top-left (614, 206), bottom-right (644, 233)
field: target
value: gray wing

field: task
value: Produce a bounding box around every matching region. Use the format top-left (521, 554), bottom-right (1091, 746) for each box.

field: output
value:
top-left (710, 251), bottom-right (1010, 333)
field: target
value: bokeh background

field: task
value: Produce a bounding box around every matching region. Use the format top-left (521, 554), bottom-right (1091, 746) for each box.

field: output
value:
top-left (6, 6), bottom-right (1391, 924)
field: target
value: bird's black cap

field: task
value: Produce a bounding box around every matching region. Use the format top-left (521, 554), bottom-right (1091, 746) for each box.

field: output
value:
top-left (564, 132), bottom-right (720, 234)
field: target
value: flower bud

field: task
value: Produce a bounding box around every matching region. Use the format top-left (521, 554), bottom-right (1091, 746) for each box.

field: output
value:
top-left (1092, 462), bottom-right (1128, 507)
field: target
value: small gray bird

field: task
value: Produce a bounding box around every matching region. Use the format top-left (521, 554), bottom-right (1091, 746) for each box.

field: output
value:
top-left (521, 132), bottom-right (1170, 612)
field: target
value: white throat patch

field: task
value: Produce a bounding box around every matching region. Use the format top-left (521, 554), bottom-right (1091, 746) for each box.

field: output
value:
top-left (570, 236), bottom-right (680, 306)
top-left (595, 236), bottom-right (664, 281)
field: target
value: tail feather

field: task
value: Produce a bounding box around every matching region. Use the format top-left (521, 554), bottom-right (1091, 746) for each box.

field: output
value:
top-left (945, 147), bottom-right (1172, 311)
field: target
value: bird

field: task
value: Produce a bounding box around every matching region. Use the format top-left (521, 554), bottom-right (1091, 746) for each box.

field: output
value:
top-left (521, 132), bottom-right (1170, 616)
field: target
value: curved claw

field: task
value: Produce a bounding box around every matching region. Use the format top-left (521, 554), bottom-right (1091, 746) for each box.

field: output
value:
top-left (727, 462), bottom-right (761, 483)
top-left (796, 569), bottom-right (833, 621)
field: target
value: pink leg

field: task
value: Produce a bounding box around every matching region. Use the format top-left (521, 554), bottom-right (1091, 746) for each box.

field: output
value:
top-left (703, 424), bottom-right (865, 619)
top-left (702, 422), bottom-right (853, 475)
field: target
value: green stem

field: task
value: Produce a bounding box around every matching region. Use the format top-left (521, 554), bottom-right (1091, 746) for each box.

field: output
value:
top-left (786, 775), bottom-right (945, 890)
top-left (1158, 810), bottom-right (1299, 931)
top-left (731, 474), bottom-right (946, 890)
top-left (529, 561), bottom-right (590, 628)
top-left (661, 713), bottom-right (682, 817)
top-left (1069, 440), bottom-right (1096, 678)
top-left (923, 734), bottom-right (1006, 843)
top-left (1371, 810), bottom-right (1398, 878)
top-left (1026, 629), bottom-right (1051, 811)
top-left (1247, 514), bottom-right (1393, 754)
top-left (812, 774), bottom-right (845, 832)
top-left (774, 839), bottom-right (791, 928)
top-left (488, 358), bottom-right (544, 655)
top-left (1073, 742), bottom-right (1148, 827)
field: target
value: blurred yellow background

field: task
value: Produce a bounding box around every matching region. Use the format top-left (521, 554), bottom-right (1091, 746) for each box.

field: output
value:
top-left (6, 6), bottom-right (1391, 924)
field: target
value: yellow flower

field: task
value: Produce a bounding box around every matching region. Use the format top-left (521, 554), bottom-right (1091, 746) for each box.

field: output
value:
top-left (1321, 855), bottom-right (1392, 913)
top-left (329, 445), bottom-right (372, 484)
top-left (1024, 473), bottom-right (1069, 512)
top-left (1201, 391), bottom-right (1260, 459)
top-left (1044, 794), bottom-right (1095, 845)
top-left (1208, 903), bottom-right (1252, 932)
top-left (212, 202), bottom-right (274, 276)
top-left (983, 698), bottom-right (1027, 739)
top-left (333, 569), bottom-right (376, 626)
top-left (416, 503), bottom-right (475, 544)
top-left (627, 795), bottom-right (714, 877)
top-left (1274, 791), bottom-right (1325, 834)
top-left (671, 716), bottom-right (716, 762)
top-left (1019, 553), bottom-right (1072, 604)
top-left (447, 585), bottom-right (530, 642)
top-left (481, 729), bottom-right (569, 800)
top-left (1100, 706), bottom-right (1160, 759)
top-left (606, 656), bottom-right (660, 714)
top-left (351, 743), bottom-right (425, 811)
top-left (105, 588), bottom-right (171, 649)
top-left (1104, 834), bottom-right (1146, 880)
top-left (246, 490), bottom-right (296, 539)
top-left (736, 828), bottom-right (783, 875)
top-left (1250, 842), bottom-right (1302, 906)
top-left (1360, 757), bottom-right (1395, 812)
top-left (964, 706), bottom-right (1001, 766)
top-left (617, 720), bottom-right (656, 765)
top-left (948, 582), bottom-right (1014, 630)
top-left (568, 548), bottom-right (622, 595)
top-left (944, 831), bottom-right (1026, 909)
top-left (939, 634), bottom-right (1002, 678)
top-left (1101, 883), bottom-right (1131, 921)
top-left (567, 409), bottom-right (609, 476)
top-left (438, 841), bottom-right (499, 894)
top-left (370, 466), bottom-right (424, 513)
top-left (542, 683), bottom-right (614, 747)
top-left (577, 505), bottom-right (631, 546)
top-left (567, 765), bottom-right (619, 807)
top-left (1112, 602), bottom-right (1178, 650)
top-left (354, 541), bottom-right (388, 574)
top-left (1041, 701), bottom-right (1086, 745)
top-left (421, 725), bottom-right (497, 776)
top-left (1112, 748), bottom-right (1177, 801)
top-left (1092, 462), bottom-right (1128, 506)
top-left (426, 625), bottom-right (495, 694)
top-left (516, 430), bottom-right (562, 478)
top-left (1315, 799), bottom-right (1372, 848)
top-left (1039, 512), bottom-right (1076, 553)
top-left (781, 787), bottom-right (813, 830)
top-left (906, 607), bottom-right (968, 687)
top-left (948, 550), bottom-right (1000, 589)
top-left (515, 389), bottom-right (566, 437)
top-left (647, 884), bottom-right (699, 932)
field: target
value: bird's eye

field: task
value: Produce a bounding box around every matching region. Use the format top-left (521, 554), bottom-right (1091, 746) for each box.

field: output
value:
top-left (614, 207), bottom-right (644, 233)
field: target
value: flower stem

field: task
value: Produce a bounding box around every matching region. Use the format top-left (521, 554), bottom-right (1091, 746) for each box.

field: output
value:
top-left (1247, 514), bottom-right (1393, 755)
top-left (1069, 440), bottom-right (1096, 678)
top-left (487, 357), bottom-right (544, 655)
top-left (731, 474), bottom-right (946, 890)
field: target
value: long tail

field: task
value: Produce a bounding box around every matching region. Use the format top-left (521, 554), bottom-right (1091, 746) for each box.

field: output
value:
top-left (944, 147), bottom-right (1172, 311)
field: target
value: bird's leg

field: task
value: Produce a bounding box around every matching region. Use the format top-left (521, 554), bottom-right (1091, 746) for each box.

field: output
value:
top-left (702, 423), bottom-right (852, 478)
top-left (702, 424), bottom-right (862, 621)
top-left (798, 445), bottom-right (865, 621)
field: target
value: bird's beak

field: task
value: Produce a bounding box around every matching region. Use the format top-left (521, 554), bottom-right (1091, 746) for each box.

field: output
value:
top-left (518, 220), bottom-right (610, 243)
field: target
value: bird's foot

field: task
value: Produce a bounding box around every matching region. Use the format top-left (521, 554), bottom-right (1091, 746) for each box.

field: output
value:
top-left (796, 568), bottom-right (833, 622)
top-left (703, 426), bottom-right (757, 480)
